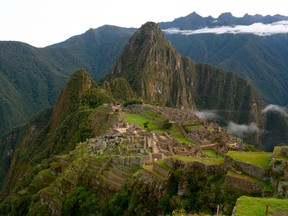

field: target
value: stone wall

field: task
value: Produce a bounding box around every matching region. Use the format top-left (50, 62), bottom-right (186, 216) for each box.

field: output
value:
top-left (225, 174), bottom-right (264, 194)
top-left (225, 155), bottom-right (268, 181)
top-left (163, 157), bottom-right (222, 175)
top-left (153, 163), bottom-right (170, 178)
top-left (113, 155), bottom-right (150, 165)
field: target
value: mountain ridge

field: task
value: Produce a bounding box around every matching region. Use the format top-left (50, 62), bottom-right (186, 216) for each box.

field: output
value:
top-left (0, 26), bottom-right (134, 136)
top-left (159, 11), bottom-right (288, 30)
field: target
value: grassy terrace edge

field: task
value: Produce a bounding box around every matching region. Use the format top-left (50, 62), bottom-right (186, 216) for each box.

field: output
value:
top-left (227, 151), bottom-right (272, 168)
top-left (171, 155), bottom-right (224, 165)
top-left (234, 196), bottom-right (288, 216)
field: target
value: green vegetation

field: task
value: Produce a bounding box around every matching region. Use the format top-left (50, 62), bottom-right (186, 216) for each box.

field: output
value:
top-left (110, 77), bottom-right (136, 101)
top-left (157, 159), bottom-right (174, 173)
top-left (123, 98), bottom-right (143, 107)
top-left (168, 124), bottom-right (198, 146)
top-left (0, 25), bottom-right (132, 146)
top-left (234, 196), bottom-right (288, 216)
top-left (227, 151), bottom-right (272, 168)
top-left (124, 114), bottom-right (160, 130)
top-left (272, 146), bottom-right (288, 159)
top-left (172, 155), bottom-right (224, 165)
top-left (142, 165), bottom-right (167, 180)
top-left (174, 137), bottom-right (197, 145)
top-left (203, 149), bottom-right (223, 158)
top-left (82, 86), bottom-right (114, 108)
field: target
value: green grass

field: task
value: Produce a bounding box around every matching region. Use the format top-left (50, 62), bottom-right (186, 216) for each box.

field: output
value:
top-left (203, 149), bottom-right (223, 158)
top-left (174, 137), bottom-right (198, 146)
top-left (227, 151), bottom-right (272, 168)
top-left (142, 109), bottom-right (163, 122)
top-left (172, 155), bottom-right (224, 165)
top-left (169, 124), bottom-right (198, 146)
top-left (234, 196), bottom-right (288, 216)
top-left (38, 169), bottom-right (55, 178)
top-left (124, 114), bottom-right (160, 130)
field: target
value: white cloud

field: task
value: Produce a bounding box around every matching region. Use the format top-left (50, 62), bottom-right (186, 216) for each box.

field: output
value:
top-left (262, 104), bottom-right (288, 117)
top-left (163, 20), bottom-right (288, 36)
top-left (194, 110), bottom-right (219, 121)
top-left (227, 122), bottom-right (260, 138)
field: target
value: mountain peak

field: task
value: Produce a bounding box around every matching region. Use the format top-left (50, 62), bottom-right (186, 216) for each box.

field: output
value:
top-left (218, 12), bottom-right (234, 19)
top-left (136, 22), bottom-right (164, 41)
top-left (111, 21), bottom-right (190, 108)
top-left (50, 69), bottom-right (92, 128)
top-left (188, 11), bottom-right (202, 18)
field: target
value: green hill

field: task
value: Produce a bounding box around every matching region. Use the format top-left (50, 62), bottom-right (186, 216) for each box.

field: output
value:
top-left (0, 26), bottom-right (134, 136)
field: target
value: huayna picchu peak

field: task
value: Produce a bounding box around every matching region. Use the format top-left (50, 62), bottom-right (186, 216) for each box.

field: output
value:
top-left (111, 22), bottom-right (264, 125)
top-left (0, 20), bottom-right (288, 215)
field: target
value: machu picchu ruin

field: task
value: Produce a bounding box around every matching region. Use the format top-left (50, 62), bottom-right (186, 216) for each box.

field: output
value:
top-left (5, 101), bottom-right (285, 215)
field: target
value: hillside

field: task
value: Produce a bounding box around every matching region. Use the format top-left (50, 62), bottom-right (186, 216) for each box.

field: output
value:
top-left (0, 26), bottom-right (134, 136)
top-left (1, 68), bottom-right (287, 214)
top-left (0, 67), bottom-right (260, 214)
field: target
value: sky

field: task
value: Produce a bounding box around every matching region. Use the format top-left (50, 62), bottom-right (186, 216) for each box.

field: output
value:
top-left (1, 0), bottom-right (288, 47)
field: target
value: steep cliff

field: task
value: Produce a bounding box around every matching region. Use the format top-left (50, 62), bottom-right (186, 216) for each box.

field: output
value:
top-left (111, 22), bottom-right (264, 124)
top-left (111, 22), bottom-right (193, 109)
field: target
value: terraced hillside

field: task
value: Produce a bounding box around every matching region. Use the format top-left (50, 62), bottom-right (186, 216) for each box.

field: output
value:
top-left (2, 101), bottom-right (287, 215)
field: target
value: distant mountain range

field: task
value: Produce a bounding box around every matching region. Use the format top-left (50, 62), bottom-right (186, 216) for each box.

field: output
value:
top-left (0, 12), bottom-right (288, 143)
top-left (159, 12), bottom-right (288, 30)
top-left (159, 12), bottom-right (288, 105)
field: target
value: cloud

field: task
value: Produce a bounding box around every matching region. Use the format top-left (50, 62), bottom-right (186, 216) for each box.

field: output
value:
top-left (262, 104), bottom-right (288, 118)
top-left (227, 122), bottom-right (260, 138)
top-left (163, 20), bottom-right (288, 36)
top-left (194, 110), bottom-right (219, 121)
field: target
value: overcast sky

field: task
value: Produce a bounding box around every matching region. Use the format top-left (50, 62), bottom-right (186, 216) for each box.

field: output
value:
top-left (1, 0), bottom-right (288, 47)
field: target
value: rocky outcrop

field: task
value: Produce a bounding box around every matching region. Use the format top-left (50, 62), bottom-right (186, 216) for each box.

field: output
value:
top-left (270, 146), bottom-right (288, 198)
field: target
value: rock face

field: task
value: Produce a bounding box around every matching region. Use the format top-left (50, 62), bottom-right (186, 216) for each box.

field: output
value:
top-left (112, 22), bottom-right (193, 109)
top-left (111, 22), bottom-right (264, 124)
top-left (270, 146), bottom-right (288, 198)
